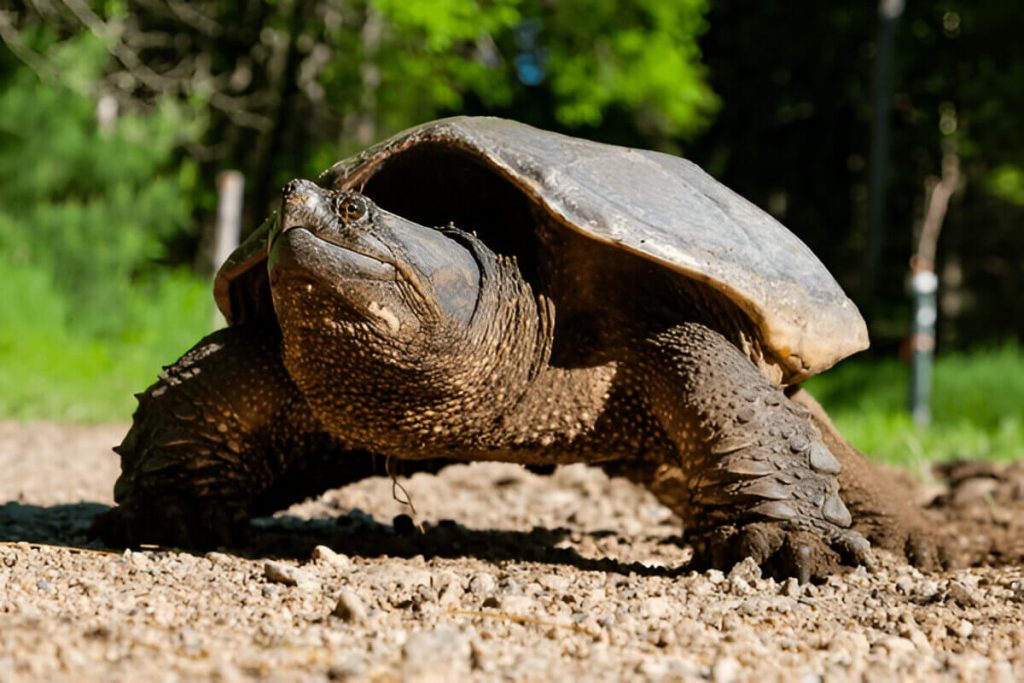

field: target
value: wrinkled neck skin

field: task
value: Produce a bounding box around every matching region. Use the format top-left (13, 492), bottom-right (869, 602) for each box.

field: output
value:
top-left (276, 236), bottom-right (554, 455)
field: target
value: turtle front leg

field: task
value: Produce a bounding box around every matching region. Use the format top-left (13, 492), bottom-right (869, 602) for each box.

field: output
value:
top-left (92, 324), bottom-right (362, 549)
top-left (634, 322), bottom-right (871, 579)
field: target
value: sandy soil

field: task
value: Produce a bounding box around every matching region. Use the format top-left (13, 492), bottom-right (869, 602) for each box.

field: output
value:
top-left (1, 420), bottom-right (1022, 682)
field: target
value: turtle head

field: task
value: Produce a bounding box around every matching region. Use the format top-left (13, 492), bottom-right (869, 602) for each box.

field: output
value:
top-left (266, 178), bottom-right (549, 443)
top-left (267, 179), bottom-right (481, 342)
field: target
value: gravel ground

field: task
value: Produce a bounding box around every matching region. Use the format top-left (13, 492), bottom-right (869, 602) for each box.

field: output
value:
top-left (1, 420), bottom-right (1022, 682)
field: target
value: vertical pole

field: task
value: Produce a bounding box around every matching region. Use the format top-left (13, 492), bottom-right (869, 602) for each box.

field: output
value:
top-left (863, 0), bottom-right (904, 305)
top-left (908, 149), bottom-right (960, 428)
top-left (909, 266), bottom-right (938, 427)
top-left (212, 170), bottom-right (244, 327)
top-left (212, 171), bottom-right (245, 273)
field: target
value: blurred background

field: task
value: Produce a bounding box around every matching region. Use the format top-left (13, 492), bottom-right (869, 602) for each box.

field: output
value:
top-left (1, 0), bottom-right (1021, 466)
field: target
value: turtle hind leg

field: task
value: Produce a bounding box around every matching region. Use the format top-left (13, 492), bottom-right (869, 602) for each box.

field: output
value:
top-left (634, 322), bottom-right (871, 579)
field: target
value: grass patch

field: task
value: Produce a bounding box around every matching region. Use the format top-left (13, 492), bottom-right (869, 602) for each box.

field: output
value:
top-left (805, 344), bottom-right (1024, 466)
top-left (0, 260), bottom-right (212, 422)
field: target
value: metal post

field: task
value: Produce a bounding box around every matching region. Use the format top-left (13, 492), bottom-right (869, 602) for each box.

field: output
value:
top-left (909, 267), bottom-right (938, 426)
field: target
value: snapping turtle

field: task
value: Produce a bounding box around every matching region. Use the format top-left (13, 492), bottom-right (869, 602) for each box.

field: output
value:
top-left (95, 117), bottom-right (934, 577)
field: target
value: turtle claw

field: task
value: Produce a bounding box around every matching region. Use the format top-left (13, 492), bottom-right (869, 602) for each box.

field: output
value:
top-left (688, 521), bottom-right (874, 582)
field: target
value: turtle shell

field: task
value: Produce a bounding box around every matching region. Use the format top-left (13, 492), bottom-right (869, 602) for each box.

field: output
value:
top-left (215, 116), bottom-right (867, 382)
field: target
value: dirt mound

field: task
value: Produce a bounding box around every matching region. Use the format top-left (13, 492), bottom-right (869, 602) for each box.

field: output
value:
top-left (930, 460), bottom-right (1024, 567)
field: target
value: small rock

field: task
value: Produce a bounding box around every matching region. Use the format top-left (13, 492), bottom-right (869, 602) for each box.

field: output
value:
top-left (880, 636), bottom-right (916, 656)
top-left (332, 589), bottom-right (368, 623)
top-left (914, 579), bottom-right (941, 603)
top-left (205, 551), bottom-right (232, 566)
top-left (706, 569), bottom-right (726, 585)
top-left (126, 551), bottom-right (151, 567)
top-left (468, 572), bottom-right (497, 596)
top-left (264, 560), bottom-right (299, 585)
top-left (952, 477), bottom-right (1000, 507)
top-left (954, 619), bottom-right (974, 638)
top-left (263, 560), bottom-right (318, 589)
top-left (729, 576), bottom-right (753, 596)
top-left (781, 577), bottom-right (801, 598)
top-left (947, 581), bottom-right (980, 608)
top-left (727, 557), bottom-right (762, 584)
top-left (501, 595), bottom-right (535, 614)
top-left (311, 545), bottom-right (351, 568)
top-left (438, 581), bottom-right (464, 607)
top-left (712, 656), bottom-right (740, 683)
top-left (644, 596), bottom-right (671, 620)
top-left (537, 573), bottom-right (570, 593)
top-left (904, 626), bottom-right (933, 653)
top-left (431, 570), bottom-right (462, 593)
top-left (894, 575), bottom-right (915, 595)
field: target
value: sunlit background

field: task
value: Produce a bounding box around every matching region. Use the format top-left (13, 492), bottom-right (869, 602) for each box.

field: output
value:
top-left (1, 1), bottom-right (1021, 466)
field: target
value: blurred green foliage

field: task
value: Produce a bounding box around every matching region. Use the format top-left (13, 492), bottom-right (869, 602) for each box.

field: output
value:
top-left (368, 0), bottom-right (716, 138)
top-left (807, 344), bottom-right (1024, 465)
top-left (0, 31), bottom-right (212, 420)
top-left (0, 32), bottom-right (204, 338)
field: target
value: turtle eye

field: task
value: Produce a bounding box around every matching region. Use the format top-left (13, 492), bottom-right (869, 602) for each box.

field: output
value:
top-left (334, 194), bottom-right (368, 224)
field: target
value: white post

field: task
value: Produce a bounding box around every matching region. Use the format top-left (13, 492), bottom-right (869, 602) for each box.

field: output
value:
top-left (212, 170), bottom-right (245, 272)
top-left (212, 170), bottom-right (244, 327)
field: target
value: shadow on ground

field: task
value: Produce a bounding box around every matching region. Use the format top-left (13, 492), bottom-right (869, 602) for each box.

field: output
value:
top-left (0, 501), bottom-right (685, 578)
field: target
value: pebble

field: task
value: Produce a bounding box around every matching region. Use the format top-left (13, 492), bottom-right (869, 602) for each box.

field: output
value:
top-left (915, 579), bottom-right (941, 602)
top-left (537, 573), bottom-right (570, 593)
top-left (905, 626), bottom-right (933, 653)
top-left (333, 589), bottom-right (368, 623)
top-left (728, 557), bottom-right (762, 584)
top-left (205, 552), bottom-right (233, 566)
top-left (644, 596), bottom-right (672, 620)
top-left (781, 577), bottom-right (802, 598)
top-left (311, 545), bottom-right (351, 568)
top-left (955, 619), bottom-right (975, 638)
top-left (263, 561), bottom-right (318, 590)
top-left (468, 572), bottom-right (498, 596)
top-left (947, 581), bottom-right (980, 608)
top-left (895, 575), bottom-right (915, 595)
top-left (712, 656), bottom-right (740, 683)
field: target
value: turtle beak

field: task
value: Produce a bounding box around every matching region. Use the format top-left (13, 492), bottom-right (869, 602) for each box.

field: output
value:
top-left (277, 179), bottom-right (336, 236)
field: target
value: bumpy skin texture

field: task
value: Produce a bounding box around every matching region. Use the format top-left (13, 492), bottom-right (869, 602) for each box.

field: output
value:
top-left (787, 388), bottom-right (947, 570)
top-left (96, 182), bottom-right (934, 581)
top-left (633, 324), bottom-right (871, 578)
top-left (92, 324), bottom-right (454, 548)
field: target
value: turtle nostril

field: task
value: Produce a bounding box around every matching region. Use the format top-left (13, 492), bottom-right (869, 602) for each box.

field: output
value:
top-left (282, 178), bottom-right (321, 204)
top-left (279, 179), bottom-right (331, 235)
